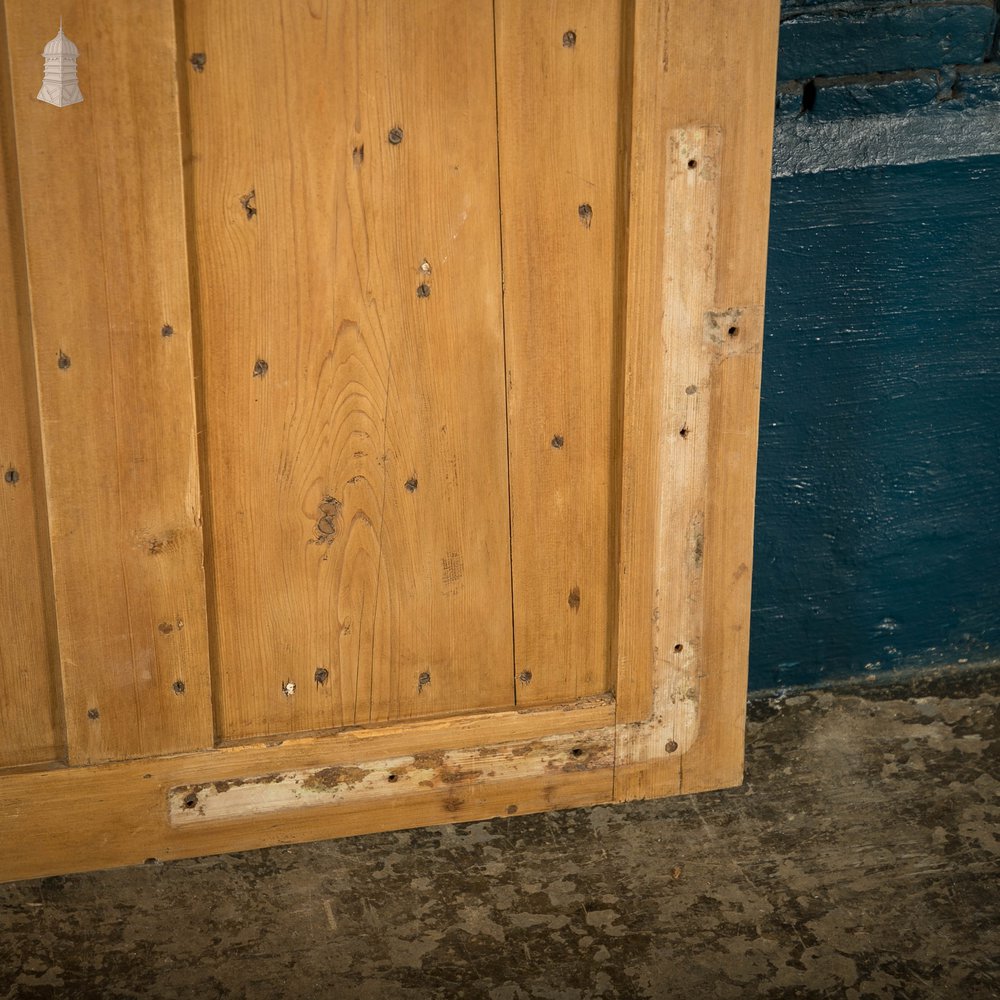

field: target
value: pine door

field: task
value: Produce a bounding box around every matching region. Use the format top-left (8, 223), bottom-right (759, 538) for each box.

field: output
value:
top-left (0, 0), bottom-right (779, 882)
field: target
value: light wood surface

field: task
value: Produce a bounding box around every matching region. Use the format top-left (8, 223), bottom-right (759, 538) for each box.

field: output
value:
top-left (0, 14), bottom-right (61, 768)
top-left (0, 0), bottom-right (780, 881)
top-left (0, 698), bottom-right (614, 883)
top-left (182, 0), bottom-right (515, 741)
top-left (4, 0), bottom-right (213, 764)
top-left (614, 0), bottom-right (779, 799)
top-left (495, 0), bottom-right (626, 707)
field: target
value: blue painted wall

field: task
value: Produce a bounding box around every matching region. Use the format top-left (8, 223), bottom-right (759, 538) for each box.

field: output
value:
top-left (749, 0), bottom-right (1000, 689)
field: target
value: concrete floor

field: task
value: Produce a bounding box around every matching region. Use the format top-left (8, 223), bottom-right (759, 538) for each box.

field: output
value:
top-left (1, 667), bottom-right (997, 999)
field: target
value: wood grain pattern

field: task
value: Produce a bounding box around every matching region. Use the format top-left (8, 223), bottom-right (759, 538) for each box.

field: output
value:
top-left (4, 0), bottom-right (213, 764)
top-left (495, 0), bottom-right (627, 707)
top-left (614, 0), bottom-right (780, 800)
top-left (0, 13), bottom-right (62, 768)
top-left (0, 0), bottom-right (779, 879)
top-left (0, 698), bottom-right (614, 883)
top-left (182, 0), bottom-right (514, 741)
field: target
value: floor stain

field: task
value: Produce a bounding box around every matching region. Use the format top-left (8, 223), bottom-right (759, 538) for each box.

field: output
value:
top-left (1, 667), bottom-right (997, 998)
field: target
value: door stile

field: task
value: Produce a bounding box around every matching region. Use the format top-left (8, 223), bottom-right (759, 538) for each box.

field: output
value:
top-left (0, 7), bottom-right (64, 768)
top-left (612, 0), bottom-right (781, 801)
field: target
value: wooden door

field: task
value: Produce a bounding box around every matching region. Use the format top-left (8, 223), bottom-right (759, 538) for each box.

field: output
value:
top-left (0, 0), bottom-right (779, 882)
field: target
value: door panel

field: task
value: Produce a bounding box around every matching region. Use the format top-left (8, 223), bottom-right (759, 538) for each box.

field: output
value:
top-left (4, 0), bottom-right (213, 765)
top-left (495, 0), bottom-right (626, 706)
top-left (182, 0), bottom-right (515, 740)
top-left (0, 0), bottom-right (780, 883)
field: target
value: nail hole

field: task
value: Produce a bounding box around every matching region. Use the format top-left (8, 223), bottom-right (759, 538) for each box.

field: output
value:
top-left (404, 477), bottom-right (418, 492)
top-left (352, 145), bottom-right (364, 167)
top-left (158, 621), bottom-right (174, 634)
top-left (190, 52), bottom-right (206, 73)
top-left (562, 29), bottom-right (576, 48)
top-left (387, 773), bottom-right (398, 783)
top-left (161, 324), bottom-right (174, 338)
top-left (800, 79), bottom-right (817, 115)
top-left (240, 189), bottom-right (257, 220)
top-left (578, 203), bottom-right (593, 228)
top-left (728, 326), bottom-right (739, 338)
top-left (551, 435), bottom-right (564, 449)
top-left (315, 667), bottom-right (330, 685)
top-left (420, 259), bottom-right (432, 275)
top-left (4, 469), bottom-right (19, 485)
top-left (518, 670), bottom-right (533, 684)
top-left (674, 643), bottom-right (684, 653)
top-left (685, 384), bottom-right (698, 395)
top-left (387, 126), bottom-right (404, 145)
top-left (172, 680), bottom-right (186, 695)
top-left (57, 351), bottom-right (71, 370)
top-left (183, 792), bottom-right (198, 809)
top-left (282, 680), bottom-right (296, 696)
top-left (679, 425), bottom-right (689, 438)
top-left (687, 159), bottom-right (697, 170)
top-left (570, 747), bottom-right (584, 758)
top-left (416, 283), bottom-right (431, 298)
top-left (253, 359), bottom-right (268, 378)
top-left (568, 586), bottom-right (581, 611)
top-left (664, 740), bottom-right (679, 754)
top-left (87, 707), bottom-right (100, 720)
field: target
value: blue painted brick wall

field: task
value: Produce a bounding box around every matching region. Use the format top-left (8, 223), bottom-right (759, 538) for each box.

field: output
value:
top-left (749, 0), bottom-right (1000, 689)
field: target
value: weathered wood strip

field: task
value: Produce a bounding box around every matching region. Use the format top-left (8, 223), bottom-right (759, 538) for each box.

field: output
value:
top-left (0, 697), bottom-right (614, 882)
top-left (614, 0), bottom-right (779, 800)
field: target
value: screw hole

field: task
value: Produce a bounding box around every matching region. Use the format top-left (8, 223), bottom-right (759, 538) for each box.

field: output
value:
top-left (562, 29), bottom-right (576, 48)
top-left (664, 740), bottom-right (679, 754)
top-left (416, 283), bottom-right (431, 298)
top-left (518, 670), bottom-right (533, 684)
top-left (4, 469), bottom-right (19, 485)
top-left (315, 667), bottom-right (330, 685)
top-left (183, 792), bottom-right (198, 809)
top-left (253, 358), bottom-right (268, 378)
top-left (405, 477), bottom-right (418, 492)
top-left (172, 680), bottom-right (186, 695)
top-left (551, 435), bottom-right (564, 449)
top-left (388, 126), bottom-right (404, 145)
top-left (161, 324), bottom-right (174, 338)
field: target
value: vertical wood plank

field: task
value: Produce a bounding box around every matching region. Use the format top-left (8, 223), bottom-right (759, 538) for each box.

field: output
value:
top-left (0, 11), bottom-right (62, 768)
top-left (614, 0), bottom-right (780, 799)
top-left (4, 0), bottom-right (214, 763)
top-left (182, 0), bottom-right (514, 741)
top-left (495, 0), bottom-right (626, 706)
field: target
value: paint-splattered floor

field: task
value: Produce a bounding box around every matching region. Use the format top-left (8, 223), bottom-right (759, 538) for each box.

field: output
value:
top-left (2, 668), bottom-right (997, 999)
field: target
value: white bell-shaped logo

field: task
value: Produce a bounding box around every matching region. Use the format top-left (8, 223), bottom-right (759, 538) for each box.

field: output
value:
top-left (37, 20), bottom-right (83, 108)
